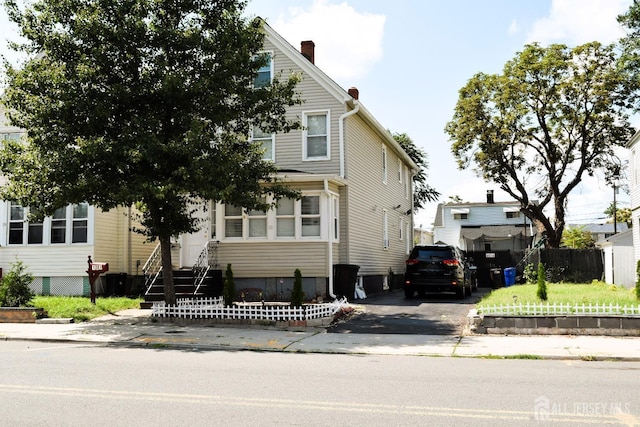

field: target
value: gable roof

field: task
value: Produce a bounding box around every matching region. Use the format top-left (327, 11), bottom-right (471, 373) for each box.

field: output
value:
top-left (260, 19), bottom-right (418, 172)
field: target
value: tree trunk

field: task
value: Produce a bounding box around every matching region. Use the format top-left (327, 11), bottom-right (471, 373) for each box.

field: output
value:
top-left (160, 236), bottom-right (176, 305)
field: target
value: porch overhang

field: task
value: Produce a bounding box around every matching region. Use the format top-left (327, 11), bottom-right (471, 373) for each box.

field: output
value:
top-left (460, 225), bottom-right (527, 241)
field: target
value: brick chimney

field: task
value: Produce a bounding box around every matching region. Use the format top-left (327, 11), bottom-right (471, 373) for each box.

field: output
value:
top-left (301, 40), bottom-right (315, 64)
top-left (348, 87), bottom-right (359, 100)
top-left (487, 190), bottom-right (494, 204)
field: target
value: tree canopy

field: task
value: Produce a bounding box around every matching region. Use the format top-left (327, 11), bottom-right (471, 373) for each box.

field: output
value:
top-left (561, 226), bottom-right (595, 249)
top-left (0, 0), bottom-right (303, 304)
top-left (444, 42), bottom-right (638, 248)
top-left (392, 132), bottom-right (439, 210)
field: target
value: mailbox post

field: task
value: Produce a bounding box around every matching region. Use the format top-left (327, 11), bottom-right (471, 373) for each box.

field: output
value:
top-left (86, 255), bottom-right (109, 304)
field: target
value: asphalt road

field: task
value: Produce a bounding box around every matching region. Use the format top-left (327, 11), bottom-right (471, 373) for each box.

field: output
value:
top-left (1, 341), bottom-right (638, 426)
top-left (329, 286), bottom-right (491, 335)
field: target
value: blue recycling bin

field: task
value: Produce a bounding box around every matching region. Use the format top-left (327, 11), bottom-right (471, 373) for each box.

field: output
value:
top-left (504, 267), bottom-right (516, 287)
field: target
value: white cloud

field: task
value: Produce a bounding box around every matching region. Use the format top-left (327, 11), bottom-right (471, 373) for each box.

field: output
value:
top-left (526, 0), bottom-right (631, 45)
top-left (271, 0), bottom-right (385, 81)
top-left (508, 19), bottom-right (520, 36)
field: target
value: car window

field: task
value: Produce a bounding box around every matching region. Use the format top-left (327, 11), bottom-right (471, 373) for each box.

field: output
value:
top-left (414, 249), bottom-right (454, 260)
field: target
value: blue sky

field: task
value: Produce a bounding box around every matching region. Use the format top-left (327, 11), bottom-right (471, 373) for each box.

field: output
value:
top-left (0, 0), bottom-right (634, 230)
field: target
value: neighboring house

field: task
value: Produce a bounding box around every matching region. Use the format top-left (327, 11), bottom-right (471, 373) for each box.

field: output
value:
top-left (567, 223), bottom-right (629, 243)
top-left (628, 129), bottom-right (640, 271)
top-left (413, 226), bottom-right (433, 245)
top-left (595, 229), bottom-right (634, 288)
top-left (432, 190), bottom-right (536, 252)
top-left (0, 106), bottom-right (154, 296)
top-left (173, 21), bottom-right (417, 299)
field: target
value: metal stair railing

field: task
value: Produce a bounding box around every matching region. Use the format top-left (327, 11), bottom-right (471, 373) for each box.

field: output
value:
top-left (193, 240), bottom-right (220, 295)
top-left (142, 243), bottom-right (162, 295)
top-left (515, 235), bottom-right (547, 269)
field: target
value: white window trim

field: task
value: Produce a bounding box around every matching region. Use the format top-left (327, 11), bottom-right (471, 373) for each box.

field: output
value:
top-left (302, 110), bottom-right (331, 161)
top-left (398, 158), bottom-right (402, 183)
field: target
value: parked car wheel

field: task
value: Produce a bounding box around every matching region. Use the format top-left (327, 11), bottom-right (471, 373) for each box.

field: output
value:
top-left (404, 288), bottom-right (414, 299)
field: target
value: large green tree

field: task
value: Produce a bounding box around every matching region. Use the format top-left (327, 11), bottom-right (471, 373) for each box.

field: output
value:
top-left (392, 132), bottom-right (439, 211)
top-left (0, 0), bottom-right (302, 304)
top-left (445, 42), bottom-right (637, 248)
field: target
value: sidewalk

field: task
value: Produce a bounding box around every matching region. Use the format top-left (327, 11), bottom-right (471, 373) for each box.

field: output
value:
top-left (1, 309), bottom-right (639, 361)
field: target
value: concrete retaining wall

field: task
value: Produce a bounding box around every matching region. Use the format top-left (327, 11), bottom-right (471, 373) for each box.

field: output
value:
top-left (468, 310), bottom-right (640, 336)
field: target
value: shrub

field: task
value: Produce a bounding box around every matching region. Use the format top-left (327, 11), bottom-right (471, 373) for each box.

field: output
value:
top-left (523, 263), bottom-right (537, 285)
top-left (223, 263), bottom-right (235, 307)
top-left (537, 263), bottom-right (548, 301)
top-left (0, 260), bottom-right (35, 307)
top-left (291, 269), bottom-right (304, 307)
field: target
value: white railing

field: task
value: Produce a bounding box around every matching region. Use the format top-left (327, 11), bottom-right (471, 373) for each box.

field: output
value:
top-left (192, 242), bottom-right (211, 295)
top-left (478, 302), bottom-right (640, 316)
top-left (142, 243), bottom-right (162, 295)
top-left (151, 297), bottom-right (349, 321)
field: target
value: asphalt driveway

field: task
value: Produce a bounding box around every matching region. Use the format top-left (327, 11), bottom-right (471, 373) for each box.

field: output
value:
top-left (329, 287), bottom-right (490, 336)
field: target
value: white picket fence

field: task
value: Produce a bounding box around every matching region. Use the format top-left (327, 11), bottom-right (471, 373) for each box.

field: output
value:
top-left (478, 302), bottom-right (640, 316)
top-left (151, 296), bottom-right (349, 321)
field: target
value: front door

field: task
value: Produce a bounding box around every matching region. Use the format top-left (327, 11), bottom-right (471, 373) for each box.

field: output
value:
top-left (181, 202), bottom-right (211, 268)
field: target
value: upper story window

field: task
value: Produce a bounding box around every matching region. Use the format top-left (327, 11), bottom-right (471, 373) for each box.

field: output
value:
top-left (251, 125), bottom-right (274, 161)
top-left (398, 158), bottom-right (402, 183)
top-left (253, 51), bottom-right (273, 88)
top-left (382, 146), bottom-right (387, 184)
top-left (506, 211), bottom-right (520, 219)
top-left (404, 166), bottom-right (410, 199)
top-left (7, 202), bottom-right (90, 245)
top-left (303, 111), bottom-right (329, 160)
top-left (453, 213), bottom-right (468, 220)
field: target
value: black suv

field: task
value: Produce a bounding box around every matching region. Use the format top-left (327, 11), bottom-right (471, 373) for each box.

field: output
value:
top-left (403, 244), bottom-right (472, 299)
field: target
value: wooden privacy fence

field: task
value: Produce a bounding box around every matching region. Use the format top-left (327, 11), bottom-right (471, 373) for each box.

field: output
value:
top-left (466, 248), bottom-right (603, 284)
top-left (478, 302), bottom-right (640, 316)
top-left (151, 296), bottom-right (349, 320)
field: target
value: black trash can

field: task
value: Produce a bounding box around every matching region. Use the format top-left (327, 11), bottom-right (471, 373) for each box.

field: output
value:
top-left (490, 268), bottom-right (503, 289)
top-left (105, 273), bottom-right (127, 297)
top-left (333, 264), bottom-right (360, 300)
top-left (206, 269), bottom-right (224, 297)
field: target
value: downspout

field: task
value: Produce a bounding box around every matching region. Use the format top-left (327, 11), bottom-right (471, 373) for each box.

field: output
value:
top-left (325, 179), bottom-right (336, 298)
top-left (338, 101), bottom-right (360, 178)
top-left (330, 102), bottom-right (360, 298)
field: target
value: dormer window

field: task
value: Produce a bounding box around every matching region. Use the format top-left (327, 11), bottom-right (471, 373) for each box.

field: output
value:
top-left (503, 206), bottom-right (521, 219)
top-left (451, 208), bottom-right (469, 220)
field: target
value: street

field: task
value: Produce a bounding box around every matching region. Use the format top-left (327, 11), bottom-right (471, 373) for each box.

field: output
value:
top-left (330, 287), bottom-right (490, 335)
top-left (1, 340), bottom-right (638, 426)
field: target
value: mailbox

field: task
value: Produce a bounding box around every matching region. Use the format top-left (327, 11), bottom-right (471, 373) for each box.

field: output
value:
top-left (86, 256), bottom-right (109, 304)
top-left (90, 262), bottom-right (109, 274)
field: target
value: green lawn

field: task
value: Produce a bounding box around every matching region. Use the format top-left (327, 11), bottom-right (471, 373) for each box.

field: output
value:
top-left (31, 296), bottom-right (143, 322)
top-left (477, 281), bottom-right (639, 308)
